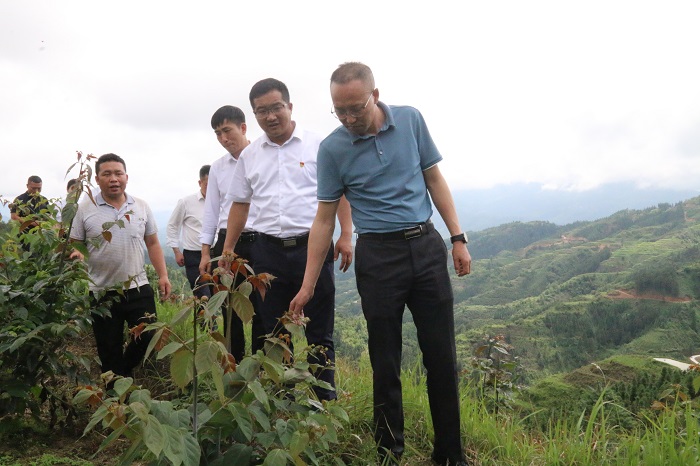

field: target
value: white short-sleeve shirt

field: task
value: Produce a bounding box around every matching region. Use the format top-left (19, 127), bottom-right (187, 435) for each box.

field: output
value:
top-left (227, 126), bottom-right (321, 237)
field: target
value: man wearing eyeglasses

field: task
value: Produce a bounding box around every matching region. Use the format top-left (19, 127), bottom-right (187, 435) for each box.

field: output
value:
top-left (220, 78), bottom-right (353, 401)
top-left (290, 63), bottom-right (471, 465)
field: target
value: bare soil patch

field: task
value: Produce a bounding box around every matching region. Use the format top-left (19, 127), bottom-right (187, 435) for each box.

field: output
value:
top-left (0, 333), bottom-right (170, 465)
top-left (607, 289), bottom-right (692, 303)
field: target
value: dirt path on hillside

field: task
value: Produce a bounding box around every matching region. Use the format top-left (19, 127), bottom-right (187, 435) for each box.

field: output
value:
top-left (607, 289), bottom-right (692, 302)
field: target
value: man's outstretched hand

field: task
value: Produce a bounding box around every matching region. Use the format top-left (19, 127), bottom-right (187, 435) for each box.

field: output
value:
top-left (289, 286), bottom-right (313, 318)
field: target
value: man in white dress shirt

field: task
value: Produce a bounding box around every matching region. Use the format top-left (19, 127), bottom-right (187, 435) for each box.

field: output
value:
top-left (199, 106), bottom-right (263, 363)
top-left (166, 165), bottom-right (211, 299)
top-left (220, 78), bottom-right (353, 401)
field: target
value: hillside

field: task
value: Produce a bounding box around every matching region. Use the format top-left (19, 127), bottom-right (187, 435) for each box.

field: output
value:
top-left (3, 193), bottom-right (700, 464)
top-left (334, 196), bottom-right (700, 384)
top-left (453, 197), bottom-right (700, 376)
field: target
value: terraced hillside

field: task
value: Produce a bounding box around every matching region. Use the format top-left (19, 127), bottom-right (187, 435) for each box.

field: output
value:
top-left (334, 197), bottom-right (700, 382)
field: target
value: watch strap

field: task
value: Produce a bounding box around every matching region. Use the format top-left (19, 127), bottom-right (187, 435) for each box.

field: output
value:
top-left (450, 233), bottom-right (468, 244)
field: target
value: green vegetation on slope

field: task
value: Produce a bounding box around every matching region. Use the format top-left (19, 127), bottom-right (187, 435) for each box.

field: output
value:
top-left (334, 197), bottom-right (700, 402)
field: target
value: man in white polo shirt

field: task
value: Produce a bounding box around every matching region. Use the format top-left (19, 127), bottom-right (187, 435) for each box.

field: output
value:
top-left (220, 78), bottom-right (353, 401)
top-left (70, 153), bottom-right (171, 379)
top-left (167, 164), bottom-right (211, 299)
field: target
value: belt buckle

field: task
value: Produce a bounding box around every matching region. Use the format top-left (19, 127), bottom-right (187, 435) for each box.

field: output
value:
top-left (282, 238), bottom-right (297, 248)
top-left (404, 225), bottom-right (422, 240)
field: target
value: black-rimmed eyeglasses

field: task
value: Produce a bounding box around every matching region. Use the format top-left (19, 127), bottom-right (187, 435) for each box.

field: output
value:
top-left (254, 103), bottom-right (287, 119)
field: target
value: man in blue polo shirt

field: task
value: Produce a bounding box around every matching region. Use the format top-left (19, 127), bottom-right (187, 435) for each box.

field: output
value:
top-left (290, 62), bottom-right (471, 465)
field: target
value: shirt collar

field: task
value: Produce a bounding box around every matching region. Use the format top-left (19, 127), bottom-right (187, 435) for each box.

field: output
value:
top-left (348, 101), bottom-right (395, 144)
top-left (262, 122), bottom-right (303, 147)
top-left (95, 191), bottom-right (134, 207)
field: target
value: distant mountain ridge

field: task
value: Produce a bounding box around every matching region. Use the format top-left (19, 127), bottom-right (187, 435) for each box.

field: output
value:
top-left (3, 182), bottom-right (696, 235)
top-left (449, 182), bottom-right (699, 234)
top-left (152, 183), bottom-right (699, 251)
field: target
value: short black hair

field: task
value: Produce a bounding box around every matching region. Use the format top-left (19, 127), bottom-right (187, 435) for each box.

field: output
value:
top-left (66, 178), bottom-right (78, 191)
top-left (95, 153), bottom-right (126, 174)
top-left (210, 106), bottom-right (245, 130)
top-left (249, 78), bottom-right (290, 108)
top-left (199, 165), bottom-right (210, 179)
top-left (28, 175), bottom-right (42, 184)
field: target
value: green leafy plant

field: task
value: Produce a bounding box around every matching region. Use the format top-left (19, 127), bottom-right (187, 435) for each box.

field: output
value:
top-left (468, 334), bottom-right (521, 414)
top-left (75, 253), bottom-right (349, 465)
top-left (0, 152), bottom-right (109, 426)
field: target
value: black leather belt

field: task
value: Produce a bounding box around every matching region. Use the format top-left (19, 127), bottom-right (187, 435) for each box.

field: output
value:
top-left (217, 229), bottom-right (257, 243)
top-left (358, 221), bottom-right (433, 241)
top-left (238, 231), bottom-right (258, 243)
top-left (260, 232), bottom-right (309, 248)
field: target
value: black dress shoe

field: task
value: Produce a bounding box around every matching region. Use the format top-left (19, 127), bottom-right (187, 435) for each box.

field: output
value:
top-left (378, 447), bottom-right (402, 465)
top-left (431, 453), bottom-right (470, 466)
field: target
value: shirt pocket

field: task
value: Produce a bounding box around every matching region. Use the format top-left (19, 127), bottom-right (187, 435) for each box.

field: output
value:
top-left (130, 216), bottom-right (147, 239)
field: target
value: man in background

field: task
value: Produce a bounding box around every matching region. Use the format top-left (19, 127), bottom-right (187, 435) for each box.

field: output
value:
top-left (56, 178), bottom-right (79, 223)
top-left (10, 175), bottom-right (49, 250)
top-left (70, 153), bottom-right (171, 380)
top-left (167, 165), bottom-right (211, 299)
top-left (199, 106), bottom-right (263, 362)
top-left (10, 175), bottom-right (48, 225)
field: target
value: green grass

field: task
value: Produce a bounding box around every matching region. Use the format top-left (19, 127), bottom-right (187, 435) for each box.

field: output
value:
top-left (332, 355), bottom-right (700, 465)
top-left (0, 454), bottom-right (94, 466)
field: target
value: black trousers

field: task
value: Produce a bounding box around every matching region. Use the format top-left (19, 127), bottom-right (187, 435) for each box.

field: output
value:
top-left (251, 234), bottom-right (337, 401)
top-left (355, 226), bottom-right (464, 461)
top-left (211, 230), bottom-right (265, 362)
top-left (183, 249), bottom-right (211, 299)
top-left (91, 284), bottom-right (157, 377)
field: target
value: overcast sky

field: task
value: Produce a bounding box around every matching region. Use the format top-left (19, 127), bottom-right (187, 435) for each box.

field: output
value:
top-left (1, 0), bottom-right (699, 221)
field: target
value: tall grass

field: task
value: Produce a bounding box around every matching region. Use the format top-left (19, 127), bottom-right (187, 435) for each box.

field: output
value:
top-left (333, 356), bottom-right (700, 465)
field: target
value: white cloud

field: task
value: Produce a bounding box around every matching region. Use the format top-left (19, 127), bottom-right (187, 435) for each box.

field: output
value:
top-left (1, 0), bottom-right (700, 216)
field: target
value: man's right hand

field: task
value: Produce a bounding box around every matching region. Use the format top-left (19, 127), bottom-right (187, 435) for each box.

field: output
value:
top-left (199, 251), bottom-right (211, 276)
top-left (69, 250), bottom-right (84, 261)
top-left (217, 250), bottom-right (234, 270)
top-left (174, 250), bottom-right (185, 267)
top-left (289, 284), bottom-right (314, 318)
